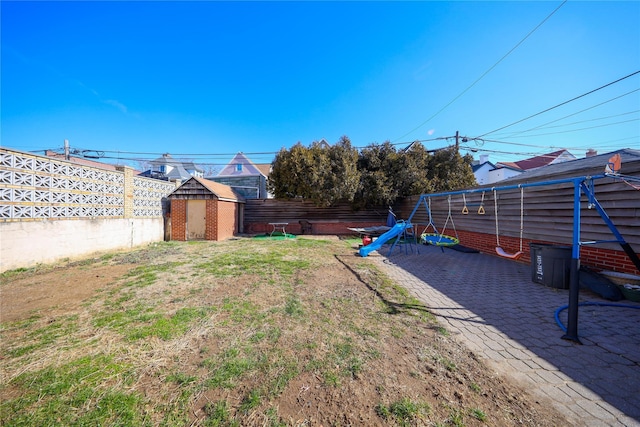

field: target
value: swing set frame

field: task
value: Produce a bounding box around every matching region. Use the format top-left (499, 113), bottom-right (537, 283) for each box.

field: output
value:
top-left (406, 172), bottom-right (640, 343)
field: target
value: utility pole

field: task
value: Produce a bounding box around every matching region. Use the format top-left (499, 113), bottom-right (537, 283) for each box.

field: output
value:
top-left (455, 131), bottom-right (459, 153)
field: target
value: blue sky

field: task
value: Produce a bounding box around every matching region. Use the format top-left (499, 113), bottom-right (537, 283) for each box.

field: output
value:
top-left (2, 1), bottom-right (639, 171)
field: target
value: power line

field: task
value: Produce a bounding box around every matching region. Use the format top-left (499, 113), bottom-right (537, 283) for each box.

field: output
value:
top-left (517, 110), bottom-right (639, 131)
top-left (498, 88), bottom-right (640, 138)
top-left (487, 118), bottom-right (638, 139)
top-left (480, 134), bottom-right (639, 153)
top-left (461, 134), bottom-right (638, 163)
top-left (476, 70), bottom-right (640, 138)
top-left (46, 136), bottom-right (453, 166)
top-left (392, 0), bottom-right (568, 143)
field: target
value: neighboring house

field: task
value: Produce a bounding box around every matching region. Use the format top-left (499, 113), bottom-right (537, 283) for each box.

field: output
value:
top-left (496, 149), bottom-right (576, 172)
top-left (471, 155), bottom-right (496, 185)
top-left (499, 148), bottom-right (637, 183)
top-left (139, 153), bottom-right (204, 182)
top-left (207, 152), bottom-right (270, 199)
top-left (486, 164), bottom-right (522, 183)
top-left (476, 149), bottom-right (577, 185)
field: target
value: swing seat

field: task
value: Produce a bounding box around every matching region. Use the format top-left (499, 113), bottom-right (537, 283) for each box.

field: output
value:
top-left (495, 246), bottom-right (524, 260)
top-left (422, 233), bottom-right (459, 247)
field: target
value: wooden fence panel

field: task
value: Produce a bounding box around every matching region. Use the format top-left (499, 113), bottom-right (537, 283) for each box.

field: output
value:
top-left (399, 157), bottom-right (640, 250)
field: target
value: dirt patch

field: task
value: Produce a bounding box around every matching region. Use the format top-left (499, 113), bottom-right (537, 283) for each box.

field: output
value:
top-left (0, 263), bottom-right (132, 323)
top-left (0, 239), bottom-right (570, 426)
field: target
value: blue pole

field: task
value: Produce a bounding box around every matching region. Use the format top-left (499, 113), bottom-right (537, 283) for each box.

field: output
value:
top-left (407, 175), bottom-right (610, 224)
top-left (581, 182), bottom-right (640, 272)
top-left (408, 174), bottom-right (607, 202)
top-left (562, 178), bottom-right (582, 344)
top-left (404, 173), bottom-right (636, 343)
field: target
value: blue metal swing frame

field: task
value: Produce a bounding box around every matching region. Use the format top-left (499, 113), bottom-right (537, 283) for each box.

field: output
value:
top-left (406, 172), bottom-right (640, 344)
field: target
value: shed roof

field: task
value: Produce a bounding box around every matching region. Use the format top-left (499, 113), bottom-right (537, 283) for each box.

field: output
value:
top-left (169, 177), bottom-right (245, 202)
top-left (195, 177), bottom-right (245, 202)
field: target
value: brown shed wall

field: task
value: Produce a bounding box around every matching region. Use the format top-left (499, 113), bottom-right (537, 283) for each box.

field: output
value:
top-left (214, 199), bottom-right (240, 241)
top-left (170, 199), bottom-right (187, 241)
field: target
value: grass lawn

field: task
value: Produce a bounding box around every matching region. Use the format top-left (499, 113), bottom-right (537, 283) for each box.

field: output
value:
top-left (0, 237), bottom-right (566, 426)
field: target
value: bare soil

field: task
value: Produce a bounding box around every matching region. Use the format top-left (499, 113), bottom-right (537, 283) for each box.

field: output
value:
top-left (0, 238), bottom-right (570, 426)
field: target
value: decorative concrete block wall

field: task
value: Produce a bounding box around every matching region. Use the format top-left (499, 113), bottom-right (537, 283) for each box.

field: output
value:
top-left (0, 148), bottom-right (177, 272)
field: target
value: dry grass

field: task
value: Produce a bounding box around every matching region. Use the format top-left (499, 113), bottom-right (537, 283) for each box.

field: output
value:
top-left (0, 237), bottom-right (568, 426)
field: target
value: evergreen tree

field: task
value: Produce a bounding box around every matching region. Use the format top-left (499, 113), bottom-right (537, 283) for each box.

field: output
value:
top-left (269, 138), bottom-right (476, 208)
top-left (268, 137), bottom-right (360, 206)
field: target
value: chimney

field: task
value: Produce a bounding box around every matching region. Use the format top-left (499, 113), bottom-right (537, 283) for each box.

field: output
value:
top-left (586, 149), bottom-right (597, 158)
top-left (479, 154), bottom-right (489, 164)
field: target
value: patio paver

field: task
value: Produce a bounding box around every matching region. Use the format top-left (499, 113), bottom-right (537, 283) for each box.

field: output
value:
top-left (369, 244), bottom-right (640, 426)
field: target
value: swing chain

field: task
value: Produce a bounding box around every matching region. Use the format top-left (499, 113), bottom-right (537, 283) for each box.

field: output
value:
top-left (440, 195), bottom-right (458, 243)
top-left (478, 191), bottom-right (486, 215)
top-left (494, 186), bottom-right (525, 253)
top-left (519, 186), bottom-right (524, 252)
top-left (493, 189), bottom-right (501, 248)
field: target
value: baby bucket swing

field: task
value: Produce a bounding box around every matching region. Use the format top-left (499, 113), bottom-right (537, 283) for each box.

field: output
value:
top-left (421, 195), bottom-right (460, 249)
top-left (493, 186), bottom-right (524, 260)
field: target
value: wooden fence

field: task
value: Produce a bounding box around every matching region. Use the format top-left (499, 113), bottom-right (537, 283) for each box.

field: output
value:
top-left (242, 150), bottom-right (638, 273)
top-left (398, 150), bottom-right (640, 273)
top-left (243, 199), bottom-right (390, 235)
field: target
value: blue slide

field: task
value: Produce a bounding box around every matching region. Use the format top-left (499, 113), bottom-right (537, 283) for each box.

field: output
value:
top-left (359, 221), bottom-right (411, 257)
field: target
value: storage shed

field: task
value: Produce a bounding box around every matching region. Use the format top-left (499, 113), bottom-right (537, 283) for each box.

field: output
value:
top-left (167, 177), bottom-right (245, 241)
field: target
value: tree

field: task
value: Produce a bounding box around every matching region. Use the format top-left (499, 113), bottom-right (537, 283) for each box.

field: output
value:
top-left (398, 142), bottom-right (433, 198)
top-left (426, 147), bottom-right (477, 192)
top-left (268, 143), bottom-right (312, 199)
top-left (320, 136), bottom-right (360, 205)
top-left (268, 137), bottom-right (360, 206)
top-left (354, 142), bottom-right (400, 208)
top-left (269, 138), bottom-right (476, 208)
top-left (354, 141), bottom-right (439, 208)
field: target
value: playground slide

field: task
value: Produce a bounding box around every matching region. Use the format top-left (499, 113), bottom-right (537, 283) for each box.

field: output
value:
top-left (359, 221), bottom-right (410, 257)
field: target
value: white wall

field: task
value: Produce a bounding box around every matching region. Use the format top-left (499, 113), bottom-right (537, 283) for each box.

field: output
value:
top-left (473, 164), bottom-right (493, 185)
top-left (488, 167), bottom-right (522, 183)
top-left (0, 218), bottom-right (164, 272)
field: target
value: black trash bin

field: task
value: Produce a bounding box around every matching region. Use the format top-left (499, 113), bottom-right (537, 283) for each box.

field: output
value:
top-left (529, 243), bottom-right (572, 289)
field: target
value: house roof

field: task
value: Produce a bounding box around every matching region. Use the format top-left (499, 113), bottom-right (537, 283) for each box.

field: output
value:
top-left (217, 152), bottom-right (268, 177)
top-left (495, 161), bottom-right (520, 170)
top-left (145, 153), bottom-right (195, 180)
top-left (471, 161), bottom-right (495, 173)
top-left (491, 163), bottom-right (523, 173)
top-left (499, 148), bottom-right (640, 183)
top-left (193, 177), bottom-right (245, 202)
top-left (254, 163), bottom-right (271, 177)
top-left (150, 153), bottom-right (203, 172)
top-left (165, 164), bottom-right (192, 180)
top-left (497, 149), bottom-right (574, 171)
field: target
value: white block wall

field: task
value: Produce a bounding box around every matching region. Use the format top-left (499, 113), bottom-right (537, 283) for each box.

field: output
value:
top-left (0, 218), bottom-right (164, 272)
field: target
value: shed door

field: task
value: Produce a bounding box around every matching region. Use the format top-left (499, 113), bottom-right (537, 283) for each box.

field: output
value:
top-left (187, 200), bottom-right (206, 240)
